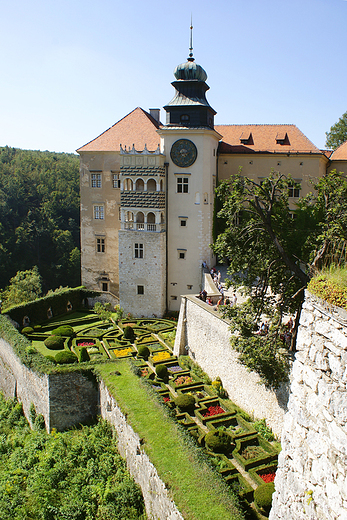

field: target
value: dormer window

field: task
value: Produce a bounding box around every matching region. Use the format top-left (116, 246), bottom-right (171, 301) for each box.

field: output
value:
top-left (239, 132), bottom-right (253, 145)
top-left (180, 114), bottom-right (190, 123)
top-left (276, 132), bottom-right (290, 145)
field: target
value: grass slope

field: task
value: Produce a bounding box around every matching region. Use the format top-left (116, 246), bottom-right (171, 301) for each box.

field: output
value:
top-left (96, 361), bottom-right (245, 520)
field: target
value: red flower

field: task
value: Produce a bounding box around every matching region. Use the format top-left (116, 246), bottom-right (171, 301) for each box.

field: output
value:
top-left (260, 472), bottom-right (276, 483)
top-left (163, 397), bottom-right (170, 403)
top-left (201, 405), bottom-right (225, 417)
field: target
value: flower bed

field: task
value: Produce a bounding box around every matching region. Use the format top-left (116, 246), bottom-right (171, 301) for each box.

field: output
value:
top-left (151, 351), bottom-right (172, 363)
top-left (111, 347), bottom-right (135, 358)
top-left (175, 375), bottom-right (194, 386)
top-left (259, 472), bottom-right (276, 483)
top-left (76, 341), bottom-right (95, 347)
top-left (202, 404), bottom-right (225, 417)
top-left (233, 435), bottom-right (278, 471)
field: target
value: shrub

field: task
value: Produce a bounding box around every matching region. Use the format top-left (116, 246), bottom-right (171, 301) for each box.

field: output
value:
top-left (205, 430), bottom-right (233, 454)
top-left (55, 351), bottom-right (78, 364)
top-left (79, 347), bottom-right (90, 363)
top-left (44, 335), bottom-right (65, 350)
top-left (123, 325), bottom-right (135, 342)
top-left (34, 414), bottom-right (46, 431)
top-left (51, 325), bottom-right (75, 337)
top-left (174, 394), bottom-right (196, 412)
top-left (22, 326), bottom-right (34, 334)
top-left (156, 364), bottom-right (168, 381)
top-left (254, 482), bottom-right (275, 514)
top-left (137, 345), bottom-right (150, 360)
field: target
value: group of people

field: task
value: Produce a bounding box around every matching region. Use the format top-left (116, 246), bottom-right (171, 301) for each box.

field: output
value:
top-left (197, 265), bottom-right (238, 311)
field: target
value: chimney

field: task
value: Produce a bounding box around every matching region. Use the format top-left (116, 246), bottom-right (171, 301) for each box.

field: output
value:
top-left (149, 109), bottom-right (160, 123)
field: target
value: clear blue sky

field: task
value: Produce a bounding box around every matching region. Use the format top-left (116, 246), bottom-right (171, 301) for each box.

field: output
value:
top-left (1, 0), bottom-right (346, 154)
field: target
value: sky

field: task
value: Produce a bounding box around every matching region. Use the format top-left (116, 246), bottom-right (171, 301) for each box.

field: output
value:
top-left (1, 0), bottom-right (347, 154)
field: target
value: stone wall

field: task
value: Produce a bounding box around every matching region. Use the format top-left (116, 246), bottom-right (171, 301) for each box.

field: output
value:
top-left (99, 380), bottom-right (183, 520)
top-left (0, 337), bottom-right (99, 431)
top-left (174, 296), bottom-right (289, 437)
top-left (270, 292), bottom-right (347, 520)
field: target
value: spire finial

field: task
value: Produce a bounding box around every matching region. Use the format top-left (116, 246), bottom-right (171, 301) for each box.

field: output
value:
top-left (188, 15), bottom-right (194, 62)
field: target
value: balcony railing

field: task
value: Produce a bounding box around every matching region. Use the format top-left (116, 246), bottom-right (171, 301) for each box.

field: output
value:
top-left (122, 222), bottom-right (165, 232)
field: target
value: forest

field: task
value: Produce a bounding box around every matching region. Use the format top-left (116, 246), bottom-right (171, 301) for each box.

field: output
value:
top-left (0, 146), bottom-right (80, 292)
top-left (0, 394), bottom-right (145, 520)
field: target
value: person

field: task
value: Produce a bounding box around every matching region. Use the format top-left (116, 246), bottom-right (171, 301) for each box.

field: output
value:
top-left (217, 270), bottom-right (221, 284)
top-left (206, 296), bottom-right (213, 306)
top-left (202, 260), bottom-right (208, 270)
top-left (216, 296), bottom-right (224, 310)
top-left (201, 289), bottom-right (207, 302)
top-left (286, 317), bottom-right (293, 331)
top-left (231, 293), bottom-right (237, 306)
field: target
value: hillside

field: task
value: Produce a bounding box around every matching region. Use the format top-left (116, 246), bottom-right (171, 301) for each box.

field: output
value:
top-left (0, 146), bottom-right (80, 291)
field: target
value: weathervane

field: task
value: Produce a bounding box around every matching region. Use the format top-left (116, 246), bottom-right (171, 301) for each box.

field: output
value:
top-left (188, 15), bottom-right (194, 62)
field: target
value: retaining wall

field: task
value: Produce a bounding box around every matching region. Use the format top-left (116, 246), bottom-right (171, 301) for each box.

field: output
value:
top-left (270, 292), bottom-right (347, 520)
top-left (174, 295), bottom-right (289, 437)
top-left (99, 381), bottom-right (184, 520)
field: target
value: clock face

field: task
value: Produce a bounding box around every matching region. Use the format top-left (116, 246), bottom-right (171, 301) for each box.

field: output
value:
top-left (170, 139), bottom-right (197, 168)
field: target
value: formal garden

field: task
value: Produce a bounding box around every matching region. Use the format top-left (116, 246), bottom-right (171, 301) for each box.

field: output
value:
top-left (15, 305), bottom-right (281, 519)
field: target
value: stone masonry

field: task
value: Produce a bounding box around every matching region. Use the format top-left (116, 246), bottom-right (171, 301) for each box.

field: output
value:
top-left (270, 292), bottom-right (347, 520)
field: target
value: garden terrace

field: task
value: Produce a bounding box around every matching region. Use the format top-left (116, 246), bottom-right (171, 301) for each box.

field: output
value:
top-left (2, 308), bottom-right (280, 518)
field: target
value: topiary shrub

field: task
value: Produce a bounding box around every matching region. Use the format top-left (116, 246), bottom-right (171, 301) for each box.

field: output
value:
top-left (174, 394), bottom-right (196, 413)
top-left (156, 364), bottom-right (169, 382)
top-left (205, 430), bottom-right (234, 454)
top-left (55, 350), bottom-right (78, 364)
top-left (254, 482), bottom-right (275, 515)
top-left (137, 345), bottom-right (150, 360)
top-left (79, 347), bottom-right (90, 363)
top-left (44, 335), bottom-right (65, 350)
top-left (22, 326), bottom-right (34, 334)
top-left (51, 325), bottom-right (75, 337)
top-left (123, 325), bottom-right (135, 342)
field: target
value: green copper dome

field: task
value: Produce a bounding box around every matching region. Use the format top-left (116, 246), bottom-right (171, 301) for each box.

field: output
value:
top-left (173, 59), bottom-right (208, 82)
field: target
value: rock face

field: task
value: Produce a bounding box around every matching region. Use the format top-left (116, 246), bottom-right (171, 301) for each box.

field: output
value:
top-left (270, 292), bottom-right (347, 520)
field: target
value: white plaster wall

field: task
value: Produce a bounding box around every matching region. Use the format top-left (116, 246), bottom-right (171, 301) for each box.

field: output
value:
top-left (174, 296), bottom-right (288, 437)
top-left (99, 381), bottom-right (183, 520)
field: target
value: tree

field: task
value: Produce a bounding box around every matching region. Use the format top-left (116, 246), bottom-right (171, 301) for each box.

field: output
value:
top-left (326, 111), bottom-right (347, 150)
top-left (1, 266), bottom-right (42, 308)
top-left (213, 170), bottom-right (347, 388)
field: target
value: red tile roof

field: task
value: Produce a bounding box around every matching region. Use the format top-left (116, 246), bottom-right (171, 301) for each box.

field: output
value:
top-left (330, 141), bottom-right (347, 161)
top-left (77, 107), bottom-right (161, 153)
top-left (215, 124), bottom-right (322, 154)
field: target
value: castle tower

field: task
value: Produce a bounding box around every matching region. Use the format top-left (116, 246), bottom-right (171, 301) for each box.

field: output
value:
top-left (159, 26), bottom-right (221, 311)
top-left (118, 145), bottom-right (167, 317)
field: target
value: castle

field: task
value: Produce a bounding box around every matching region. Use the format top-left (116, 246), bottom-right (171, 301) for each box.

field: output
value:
top-left (77, 37), bottom-right (347, 318)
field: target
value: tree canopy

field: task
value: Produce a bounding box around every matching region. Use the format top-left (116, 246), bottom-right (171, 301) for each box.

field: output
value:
top-left (213, 170), bottom-right (347, 388)
top-left (0, 146), bottom-right (80, 291)
top-left (326, 111), bottom-right (347, 150)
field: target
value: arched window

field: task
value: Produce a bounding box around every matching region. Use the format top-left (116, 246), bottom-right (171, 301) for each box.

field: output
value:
top-left (124, 178), bottom-right (133, 191)
top-left (136, 211), bottom-right (145, 230)
top-left (147, 178), bottom-right (156, 191)
top-left (146, 212), bottom-right (156, 231)
top-left (135, 179), bottom-right (144, 191)
top-left (160, 179), bottom-right (164, 192)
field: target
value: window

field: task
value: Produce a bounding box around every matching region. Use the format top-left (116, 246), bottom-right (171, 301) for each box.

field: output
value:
top-left (178, 249), bottom-right (186, 259)
top-left (137, 285), bottom-right (144, 295)
top-left (91, 173), bottom-right (101, 188)
top-left (288, 182), bottom-right (301, 198)
top-left (180, 220), bottom-right (187, 227)
top-left (135, 243), bottom-right (143, 258)
top-left (96, 237), bottom-right (105, 253)
top-left (177, 177), bottom-right (189, 193)
top-left (94, 205), bottom-right (104, 219)
top-left (112, 174), bottom-right (120, 188)
top-left (171, 295), bottom-right (177, 301)
top-left (180, 114), bottom-right (190, 123)
top-left (102, 282), bottom-right (108, 292)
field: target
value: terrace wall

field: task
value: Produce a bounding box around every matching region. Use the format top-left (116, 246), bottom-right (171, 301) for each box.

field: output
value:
top-left (0, 337), bottom-right (98, 431)
top-left (99, 381), bottom-right (184, 520)
top-left (174, 296), bottom-right (289, 437)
